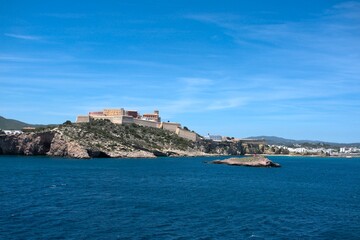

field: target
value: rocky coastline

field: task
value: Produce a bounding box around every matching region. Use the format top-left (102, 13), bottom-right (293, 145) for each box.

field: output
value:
top-left (0, 120), bottom-right (265, 159)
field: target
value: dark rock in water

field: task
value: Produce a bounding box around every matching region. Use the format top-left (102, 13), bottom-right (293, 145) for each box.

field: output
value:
top-left (212, 156), bottom-right (281, 167)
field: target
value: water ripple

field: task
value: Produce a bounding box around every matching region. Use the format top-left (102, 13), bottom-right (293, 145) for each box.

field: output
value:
top-left (0, 156), bottom-right (359, 239)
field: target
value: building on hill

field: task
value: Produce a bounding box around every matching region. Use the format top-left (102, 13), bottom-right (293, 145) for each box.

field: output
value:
top-left (3, 130), bottom-right (22, 135)
top-left (76, 116), bottom-right (90, 123)
top-left (89, 111), bottom-right (104, 116)
top-left (204, 135), bottom-right (223, 142)
top-left (22, 127), bottom-right (36, 132)
top-left (103, 108), bottom-right (125, 116)
top-left (142, 110), bottom-right (161, 122)
top-left (75, 108), bottom-right (199, 141)
top-left (76, 108), bottom-right (160, 125)
top-left (126, 110), bottom-right (139, 118)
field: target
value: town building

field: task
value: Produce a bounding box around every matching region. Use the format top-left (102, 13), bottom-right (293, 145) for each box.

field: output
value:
top-left (126, 110), bottom-right (139, 118)
top-left (142, 110), bottom-right (161, 122)
top-left (3, 130), bottom-right (23, 135)
top-left (22, 127), bottom-right (36, 132)
top-left (204, 134), bottom-right (223, 142)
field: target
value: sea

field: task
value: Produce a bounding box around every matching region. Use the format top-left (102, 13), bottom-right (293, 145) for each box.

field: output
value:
top-left (0, 155), bottom-right (359, 239)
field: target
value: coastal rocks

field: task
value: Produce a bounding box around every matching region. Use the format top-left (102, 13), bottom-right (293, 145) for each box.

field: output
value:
top-left (47, 132), bottom-right (90, 158)
top-left (194, 140), bottom-right (243, 155)
top-left (194, 140), bottom-right (265, 155)
top-left (0, 121), bottom-right (268, 159)
top-left (212, 156), bottom-right (281, 167)
top-left (0, 131), bottom-right (55, 156)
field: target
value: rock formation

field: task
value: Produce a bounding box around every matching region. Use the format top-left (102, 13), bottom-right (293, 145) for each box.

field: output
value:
top-left (212, 156), bottom-right (281, 167)
top-left (0, 120), bottom-right (266, 159)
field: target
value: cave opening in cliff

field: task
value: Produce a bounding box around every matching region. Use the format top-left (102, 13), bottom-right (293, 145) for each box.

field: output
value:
top-left (86, 150), bottom-right (111, 158)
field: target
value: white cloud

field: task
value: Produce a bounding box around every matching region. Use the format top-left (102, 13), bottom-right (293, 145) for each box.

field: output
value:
top-left (42, 13), bottom-right (87, 19)
top-left (179, 77), bottom-right (214, 86)
top-left (4, 33), bottom-right (42, 41)
top-left (206, 97), bottom-right (248, 110)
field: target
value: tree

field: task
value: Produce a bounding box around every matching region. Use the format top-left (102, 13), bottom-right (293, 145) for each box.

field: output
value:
top-left (63, 120), bottom-right (72, 125)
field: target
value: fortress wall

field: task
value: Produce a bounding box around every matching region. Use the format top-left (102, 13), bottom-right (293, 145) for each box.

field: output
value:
top-left (103, 108), bottom-right (125, 116)
top-left (76, 116), bottom-right (90, 123)
top-left (160, 122), bottom-right (181, 132)
top-left (176, 128), bottom-right (197, 141)
top-left (119, 116), bottom-right (135, 124)
top-left (133, 118), bottom-right (159, 128)
top-left (90, 115), bottom-right (122, 124)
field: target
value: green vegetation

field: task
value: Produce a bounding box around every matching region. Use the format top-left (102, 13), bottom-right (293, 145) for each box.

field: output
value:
top-left (0, 119), bottom-right (267, 157)
top-left (63, 120), bottom-right (72, 125)
top-left (58, 119), bottom-right (193, 152)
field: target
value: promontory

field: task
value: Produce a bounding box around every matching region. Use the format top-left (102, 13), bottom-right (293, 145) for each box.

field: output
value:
top-left (0, 120), bottom-right (266, 159)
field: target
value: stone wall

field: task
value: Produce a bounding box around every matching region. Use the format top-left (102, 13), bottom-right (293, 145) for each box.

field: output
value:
top-left (160, 122), bottom-right (181, 132)
top-left (76, 116), bottom-right (90, 123)
top-left (119, 116), bottom-right (135, 124)
top-left (90, 115), bottom-right (122, 124)
top-left (176, 128), bottom-right (197, 141)
top-left (103, 108), bottom-right (125, 116)
top-left (133, 118), bottom-right (159, 128)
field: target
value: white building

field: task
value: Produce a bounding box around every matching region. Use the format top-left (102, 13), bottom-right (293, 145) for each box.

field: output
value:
top-left (3, 130), bottom-right (23, 135)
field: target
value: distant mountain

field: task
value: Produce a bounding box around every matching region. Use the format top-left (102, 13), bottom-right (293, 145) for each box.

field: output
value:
top-left (0, 116), bottom-right (56, 130)
top-left (0, 116), bottom-right (31, 130)
top-left (246, 136), bottom-right (360, 147)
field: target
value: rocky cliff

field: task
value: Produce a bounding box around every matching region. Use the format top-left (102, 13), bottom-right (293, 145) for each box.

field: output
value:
top-left (0, 120), bottom-right (265, 159)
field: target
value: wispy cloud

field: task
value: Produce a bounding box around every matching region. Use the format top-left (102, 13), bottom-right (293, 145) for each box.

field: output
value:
top-left (4, 33), bottom-right (42, 41)
top-left (179, 77), bottom-right (213, 86)
top-left (328, 1), bottom-right (360, 19)
top-left (185, 1), bottom-right (360, 102)
top-left (0, 53), bottom-right (178, 70)
top-left (42, 13), bottom-right (87, 19)
top-left (185, 2), bottom-right (360, 48)
top-left (206, 97), bottom-right (248, 110)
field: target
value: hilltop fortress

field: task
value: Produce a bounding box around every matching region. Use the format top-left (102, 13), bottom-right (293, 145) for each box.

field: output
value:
top-left (76, 108), bottom-right (198, 141)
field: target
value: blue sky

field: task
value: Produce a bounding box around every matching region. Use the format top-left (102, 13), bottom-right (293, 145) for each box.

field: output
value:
top-left (1, 0), bottom-right (359, 142)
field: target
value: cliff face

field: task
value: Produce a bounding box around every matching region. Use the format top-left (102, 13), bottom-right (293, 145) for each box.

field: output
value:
top-left (0, 131), bottom-right (54, 155)
top-left (0, 120), bottom-right (265, 159)
top-left (0, 131), bottom-right (89, 158)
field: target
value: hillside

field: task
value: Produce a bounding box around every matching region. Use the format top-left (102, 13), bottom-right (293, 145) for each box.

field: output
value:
top-left (0, 119), bottom-right (265, 158)
top-left (0, 116), bottom-right (32, 130)
top-left (0, 116), bottom-right (57, 130)
top-left (246, 136), bottom-right (360, 147)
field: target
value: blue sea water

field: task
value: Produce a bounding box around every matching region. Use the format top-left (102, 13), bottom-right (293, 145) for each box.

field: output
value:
top-left (0, 156), bottom-right (359, 239)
